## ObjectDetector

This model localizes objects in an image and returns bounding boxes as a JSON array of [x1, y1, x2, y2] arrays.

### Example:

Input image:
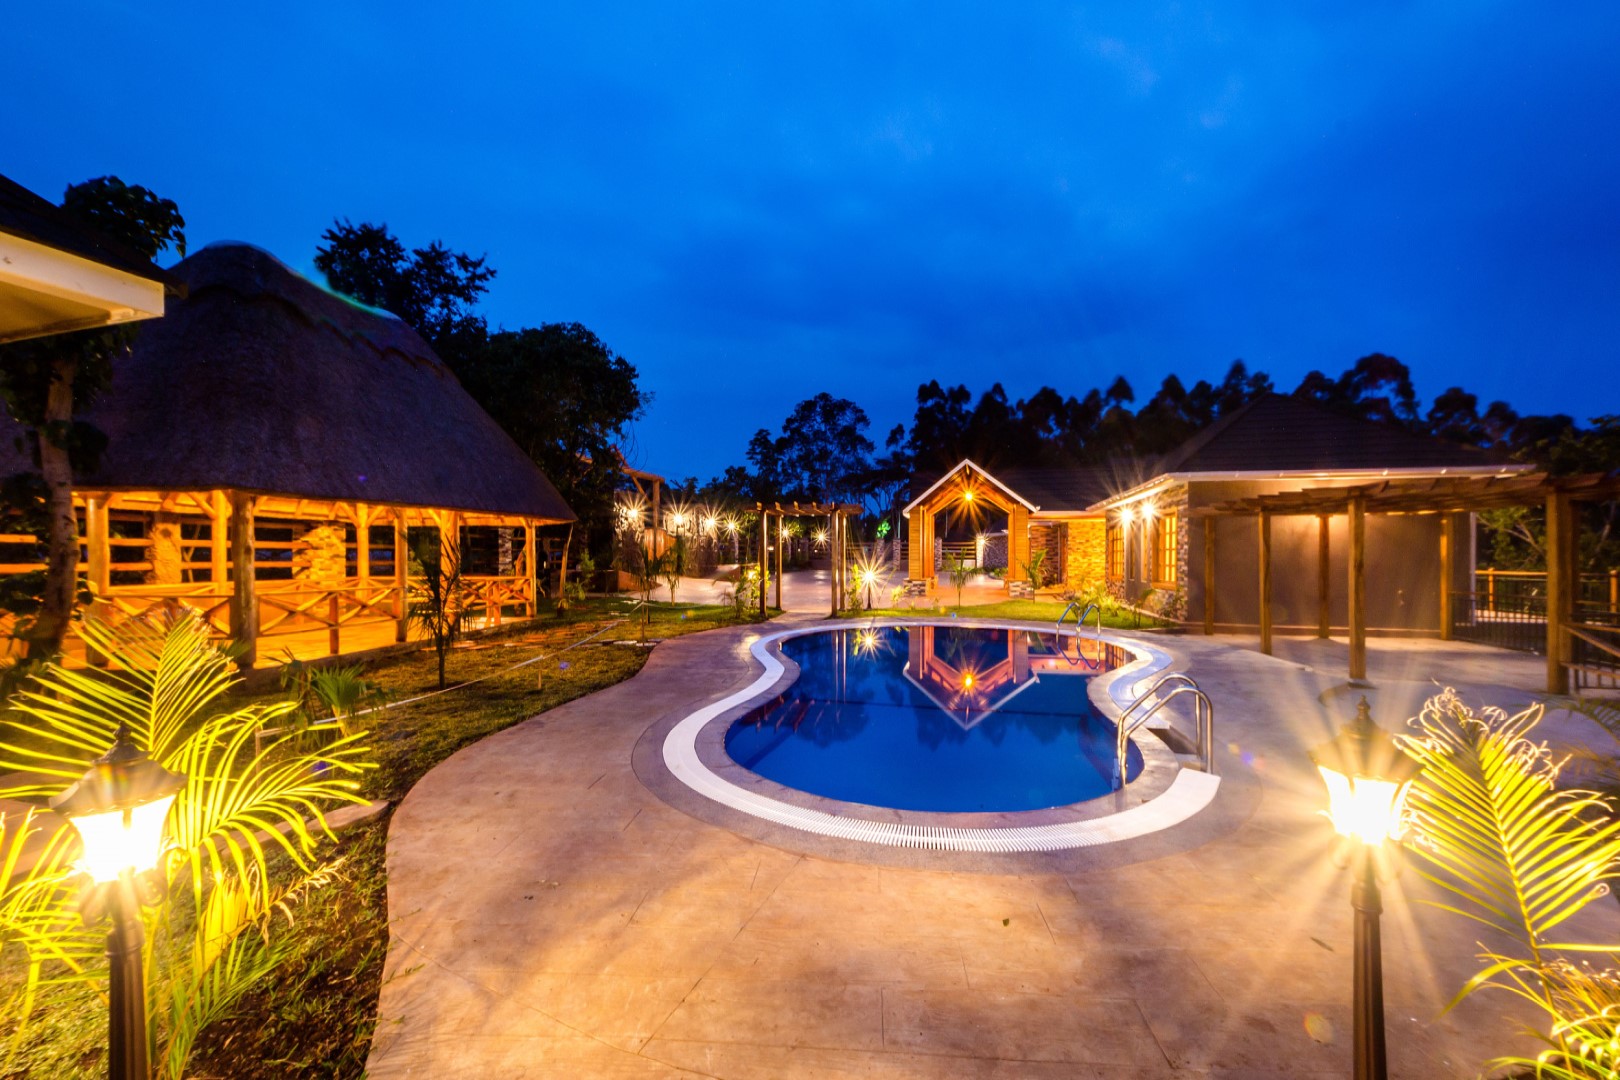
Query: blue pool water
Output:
[[724, 625, 1141, 812]]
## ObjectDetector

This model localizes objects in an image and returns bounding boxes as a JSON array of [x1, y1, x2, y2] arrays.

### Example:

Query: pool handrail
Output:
[[1113, 673, 1215, 787], [1055, 601, 1102, 640]]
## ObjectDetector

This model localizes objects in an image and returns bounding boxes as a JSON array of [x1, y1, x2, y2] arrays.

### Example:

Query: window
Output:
[[1151, 512, 1178, 586], [1106, 521, 1124, 581]]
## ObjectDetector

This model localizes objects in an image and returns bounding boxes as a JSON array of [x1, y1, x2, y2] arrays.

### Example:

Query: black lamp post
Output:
[[1308, 696, 1420, 1080], [50, 727, 185, 1080]]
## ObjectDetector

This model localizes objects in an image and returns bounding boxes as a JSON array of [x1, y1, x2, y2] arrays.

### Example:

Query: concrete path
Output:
[[368, 623, 1620, 1078]]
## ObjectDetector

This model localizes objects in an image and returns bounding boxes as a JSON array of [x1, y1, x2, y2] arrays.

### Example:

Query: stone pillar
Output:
[[294, 523, 348, 589]]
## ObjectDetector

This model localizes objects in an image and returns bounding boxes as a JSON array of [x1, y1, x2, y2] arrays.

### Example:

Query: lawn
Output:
[[0, 597, 769, 1080]]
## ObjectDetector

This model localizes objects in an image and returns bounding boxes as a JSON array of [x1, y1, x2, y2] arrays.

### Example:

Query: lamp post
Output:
[[50, 727, 185, 1080], [1309, 697, 1419, 1080]]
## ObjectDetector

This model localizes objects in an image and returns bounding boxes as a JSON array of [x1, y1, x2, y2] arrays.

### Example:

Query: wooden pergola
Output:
[[1198, 471, 1620, 691], [753, 501, 862, 617]]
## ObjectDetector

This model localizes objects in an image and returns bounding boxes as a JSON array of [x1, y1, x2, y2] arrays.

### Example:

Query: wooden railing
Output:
[[1475, 568, 1620, 614]]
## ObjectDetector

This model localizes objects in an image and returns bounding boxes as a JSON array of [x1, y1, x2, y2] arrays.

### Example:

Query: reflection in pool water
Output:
[[724, 625, 1142, 812]]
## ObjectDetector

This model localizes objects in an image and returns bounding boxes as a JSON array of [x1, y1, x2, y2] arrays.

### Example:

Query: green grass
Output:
[[0, 597, 767, 1080], [839, 597, 1169, 628]]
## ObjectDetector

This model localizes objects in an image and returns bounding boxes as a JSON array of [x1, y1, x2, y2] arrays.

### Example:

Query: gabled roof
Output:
[[904, 459, 1039, 514], [1155, 393, 1519, 475], [55, 243, 574, 521]]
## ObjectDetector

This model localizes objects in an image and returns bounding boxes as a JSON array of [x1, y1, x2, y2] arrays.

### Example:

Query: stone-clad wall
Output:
[[1064, 518, 1106, 589], [1028, 523, 1064, 586], [295, 524, 349, 587]]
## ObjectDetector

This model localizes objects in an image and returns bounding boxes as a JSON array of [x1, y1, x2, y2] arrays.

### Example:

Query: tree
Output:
[[452, 324, 648, 542], [1292, 353, 1419, 428], [314, 220, 494, 361], [0, 177, 185, 659], [407, 533, 467, 690], [777, 393, 875, 504]]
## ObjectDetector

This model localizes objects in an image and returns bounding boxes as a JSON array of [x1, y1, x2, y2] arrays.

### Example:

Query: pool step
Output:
[[1174, 752, 1210, 771]]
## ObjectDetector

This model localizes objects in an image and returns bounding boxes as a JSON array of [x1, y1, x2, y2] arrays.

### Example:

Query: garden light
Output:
[[1309, 697, 1420, 1080], [51, 726, 186, 1080]]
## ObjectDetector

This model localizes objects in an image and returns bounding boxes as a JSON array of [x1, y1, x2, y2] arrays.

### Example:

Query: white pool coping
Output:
[[661, 620, 1221, 853]]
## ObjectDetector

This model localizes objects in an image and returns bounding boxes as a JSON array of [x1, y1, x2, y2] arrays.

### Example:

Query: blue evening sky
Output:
[[7, 3, 1616, 481]]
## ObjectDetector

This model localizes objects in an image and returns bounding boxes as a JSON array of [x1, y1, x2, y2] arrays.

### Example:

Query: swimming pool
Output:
[[723, 624, 1142, 812]]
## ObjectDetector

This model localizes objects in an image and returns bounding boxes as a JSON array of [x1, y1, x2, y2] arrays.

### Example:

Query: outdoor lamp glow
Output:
[[962, 489, 975, 503], [1309, 697, 1419, 846], [1120, 505, 1134, 525], [51, 727, 185, 883]]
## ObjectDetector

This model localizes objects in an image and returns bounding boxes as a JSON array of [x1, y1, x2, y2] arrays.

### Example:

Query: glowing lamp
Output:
[[703, 516, 718, 533], [1120, 505, 1134, 525], [1309, 695, 1419, 1080], [1309, 697, 1418, 847], [962, 489, 975, 503], [962, 672, 975, 690], [51, 728, 185, 883], [861, 569, 876, 587]]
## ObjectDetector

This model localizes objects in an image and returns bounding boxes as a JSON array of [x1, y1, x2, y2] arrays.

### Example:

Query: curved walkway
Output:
[[368, 621, 1620, 1079]]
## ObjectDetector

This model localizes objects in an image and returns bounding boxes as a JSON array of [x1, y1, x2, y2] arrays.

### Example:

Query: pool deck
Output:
[[367, 615, 1620, 1078]]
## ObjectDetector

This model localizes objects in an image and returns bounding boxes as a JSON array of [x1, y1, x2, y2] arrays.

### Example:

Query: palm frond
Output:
[[1485, 955, 1620, 1079], [1398, 691, 1620, 965]]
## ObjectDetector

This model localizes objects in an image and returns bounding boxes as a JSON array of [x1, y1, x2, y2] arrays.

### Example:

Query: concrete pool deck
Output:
[[367, 620, 1620, 1078]]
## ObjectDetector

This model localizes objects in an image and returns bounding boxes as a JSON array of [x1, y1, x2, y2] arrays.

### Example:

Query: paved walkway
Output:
[[367, 622, 1620, 1078]]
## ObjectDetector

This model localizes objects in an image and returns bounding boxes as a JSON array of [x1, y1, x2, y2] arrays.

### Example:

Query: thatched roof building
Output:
[[3, 242, 575, 666]]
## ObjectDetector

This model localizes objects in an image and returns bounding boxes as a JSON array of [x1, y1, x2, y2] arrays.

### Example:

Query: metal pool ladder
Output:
[[1056, 600, 1102, 640], [1113, 672, 1215, 788]]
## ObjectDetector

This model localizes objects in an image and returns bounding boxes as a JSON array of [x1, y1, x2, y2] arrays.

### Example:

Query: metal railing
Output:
[[1449, 591, 1547, 653], [1113, 672, 1215, 788], [1056, 601, 1101, 640]]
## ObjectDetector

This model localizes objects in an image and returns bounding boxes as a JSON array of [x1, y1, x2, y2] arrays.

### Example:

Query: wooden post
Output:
[[84, 497, 111, 667], [1348, 497, 1367, 683], [651, 480, 662, 558], [830, 512, 840, 617], [774, 514, 784, 611], [525, 521, 539, 616], [1486, 567, 1496, 612], [1317, 514, 1331, 639], [1609, 568, 1617, 615], [228, 491, 258, 667], [438, 511, 459, 574], [328, 594, 341, 655], [355, 503, 371, 586], [1257, 512, 1273, 655], [758, 511, 768, 617], [394, 513, 409, 643], [1438, 514, 1453, 641], [210, 490, 228, 587], [1546, 492, 1573, 694], [1202, 517, 1216, 635]]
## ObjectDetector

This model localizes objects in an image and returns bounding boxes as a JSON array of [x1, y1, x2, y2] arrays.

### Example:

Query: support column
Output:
[[1317, 514, 1331, 639], [227, 491, 258, 667], [1202, 517, 1216, 635], [1258, 512, 1273, 655], [356, 503, 371, 586], [525, 521, 539, 615], [558, 524, 574, 615], [85, 497, 111, 667], [774, 514, 783, 611], [1348, 497, 1367, 683], [758, 512, 768, 618], [394, 513, 409, 642], [1547, 492, 1573, 694], [830, 512, 840, 617], [1438, 514, 1453, 642], [651, 480, 662, 558], [210, 490, 229, 587]]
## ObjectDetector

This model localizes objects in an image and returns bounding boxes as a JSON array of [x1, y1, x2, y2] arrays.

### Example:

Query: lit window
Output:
[[1151, 512, 1178, 586]]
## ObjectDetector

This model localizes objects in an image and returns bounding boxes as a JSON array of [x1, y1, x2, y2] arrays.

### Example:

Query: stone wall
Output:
[[146, 513, 183, 584], [294, 523, 349, 588], [981, 533, 1006, 570], [1064, 518, 1107, 590], [1027, 523, 1065, 587]]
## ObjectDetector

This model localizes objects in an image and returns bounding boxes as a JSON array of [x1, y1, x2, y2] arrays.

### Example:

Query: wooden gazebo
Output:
[[1199, 471, 1620, 691], [2, 243, 575, 666]]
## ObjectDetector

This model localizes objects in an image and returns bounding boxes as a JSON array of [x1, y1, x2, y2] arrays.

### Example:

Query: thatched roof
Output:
[[70, 243, 574, 521]]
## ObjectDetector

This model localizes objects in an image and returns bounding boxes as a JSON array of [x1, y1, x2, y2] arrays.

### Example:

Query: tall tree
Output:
[[314, 220, 495, 363], [452, 324, 648, 536], [0, 177, 185, 658], [777, 393, 875, 504]]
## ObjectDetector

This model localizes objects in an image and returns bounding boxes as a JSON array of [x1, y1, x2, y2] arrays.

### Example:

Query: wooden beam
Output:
[[1257, 511, 1272, 655], [774, 513, 783, 611], [1438, 514, 1453, 642], [1348, 496, 1367, 682], [228, 491, 258, 667], [394, 514, 409, 642], [758, 511, 768, 617], [210, 490, 228, 585], [1202, 517, 1216, 635], [1317, 514, 1331, 639], [525, 521, 539, 617], [84, 496, 111, 667], [356, 502, 371, 585], [1547, 492, 1573, 694]]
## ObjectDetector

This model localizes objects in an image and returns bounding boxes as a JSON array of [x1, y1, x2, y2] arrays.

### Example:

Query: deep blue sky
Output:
[[8, 3, 1617, 481]]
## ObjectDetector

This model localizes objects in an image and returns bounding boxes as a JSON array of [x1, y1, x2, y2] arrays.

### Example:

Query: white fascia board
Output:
[[0, 232, 165, 343], [1086, 464, 1536, 512], [903, 458, 1039, 515]]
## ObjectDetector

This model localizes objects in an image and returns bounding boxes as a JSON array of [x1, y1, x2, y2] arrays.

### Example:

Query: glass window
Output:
[[1151, 513, 1178, 586]]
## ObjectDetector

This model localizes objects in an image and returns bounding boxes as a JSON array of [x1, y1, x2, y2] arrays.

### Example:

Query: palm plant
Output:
[[280, 654, 387, 741], [0, 611, 373, 1076], [1396, 690, 1620, 1076], [1018, 549, 1046, 593], [408, 533, 468, 690], [946, 554, 972, 609], [632, 542, 669, 640]]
